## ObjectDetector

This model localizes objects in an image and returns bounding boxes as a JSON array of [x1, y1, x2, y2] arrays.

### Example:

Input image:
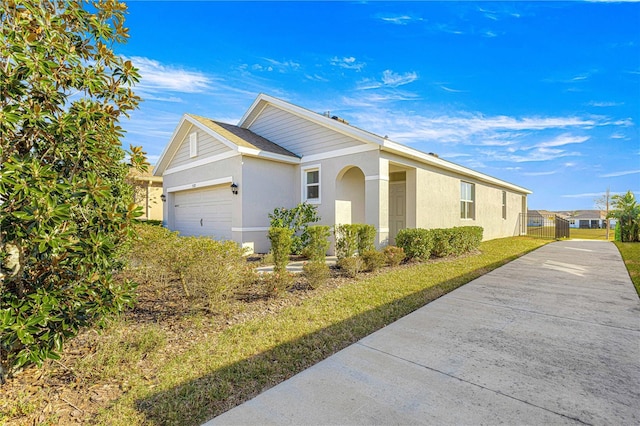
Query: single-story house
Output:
[[153, 94, 531, 253], [130, 166, 164, 221], [556, 210, 615, 229], [527, 210, 556, 227]]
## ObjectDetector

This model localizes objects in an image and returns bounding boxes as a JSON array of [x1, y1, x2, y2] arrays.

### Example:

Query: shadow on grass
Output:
[[134, 258, 521, 426]]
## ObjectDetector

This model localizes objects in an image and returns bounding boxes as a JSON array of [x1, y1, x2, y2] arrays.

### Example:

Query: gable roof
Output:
[[153, 113, 299, 175], [239, 94, 531, 194], [188, 114, 299, 158], [154, 94, 532, 195]]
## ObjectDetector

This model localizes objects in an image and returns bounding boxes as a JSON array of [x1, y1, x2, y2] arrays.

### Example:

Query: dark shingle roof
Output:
[[187, 114, 300, 159]]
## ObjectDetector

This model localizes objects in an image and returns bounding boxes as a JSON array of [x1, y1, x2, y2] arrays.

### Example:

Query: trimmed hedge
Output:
[[397, 226, 483, 261]]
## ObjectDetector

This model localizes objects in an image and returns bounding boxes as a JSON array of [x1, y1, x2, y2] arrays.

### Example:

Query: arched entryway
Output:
[[335, 166, 365, 225]]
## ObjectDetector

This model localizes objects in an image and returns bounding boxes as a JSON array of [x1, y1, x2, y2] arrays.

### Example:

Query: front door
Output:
[[389, 181, 406, 245]]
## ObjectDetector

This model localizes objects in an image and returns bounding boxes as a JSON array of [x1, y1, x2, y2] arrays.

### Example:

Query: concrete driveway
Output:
[[207, 240, 640, 425]]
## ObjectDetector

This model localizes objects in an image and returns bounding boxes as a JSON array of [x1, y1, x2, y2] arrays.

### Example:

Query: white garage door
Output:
[[173, 186, 232, 240]]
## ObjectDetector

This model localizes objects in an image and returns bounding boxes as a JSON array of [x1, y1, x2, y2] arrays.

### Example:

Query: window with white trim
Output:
[[460, 181, 475, 220], [189, 132, 198, 158], [502, 191, 507, 220], [303, 166, 320, 203]]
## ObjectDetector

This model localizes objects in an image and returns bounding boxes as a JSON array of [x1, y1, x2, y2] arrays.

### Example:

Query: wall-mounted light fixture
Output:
[[230, 183, 239, 195], [160, 194, 166, 202]]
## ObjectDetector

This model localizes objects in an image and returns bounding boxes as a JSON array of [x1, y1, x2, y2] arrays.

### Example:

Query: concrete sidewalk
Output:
[[207, 241, 640, 425]]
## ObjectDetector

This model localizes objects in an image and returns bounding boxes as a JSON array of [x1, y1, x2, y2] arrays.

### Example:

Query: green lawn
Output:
[[615, 242, 640, 297], [95, 237, 548, 425], [570, 228, 614, 240]]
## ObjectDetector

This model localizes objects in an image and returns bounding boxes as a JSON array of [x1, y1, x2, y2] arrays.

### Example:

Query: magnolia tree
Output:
[[0, 0, 146, 380]]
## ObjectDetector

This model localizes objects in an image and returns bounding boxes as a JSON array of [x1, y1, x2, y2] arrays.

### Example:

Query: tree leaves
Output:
[[0, 0, 142, 379]]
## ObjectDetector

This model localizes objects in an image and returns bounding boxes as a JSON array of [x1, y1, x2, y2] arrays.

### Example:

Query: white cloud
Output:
[[533, 134, 590, 148], [381, 70, 418, 87], [379, 14, 423, 25], [330, 56, 366, 71], [523, 170, 558, 176], [598, 169, 640, 178], [440, 85, 467, 93], [588, 101, 624, 107], [129, 56, 212, 94]]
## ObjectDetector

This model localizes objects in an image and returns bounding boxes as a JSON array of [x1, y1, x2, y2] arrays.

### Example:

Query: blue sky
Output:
[[117, 1, 639, 211]]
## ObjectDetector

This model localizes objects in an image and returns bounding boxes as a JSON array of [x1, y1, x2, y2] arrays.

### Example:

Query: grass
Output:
[[570, 228, 614, 240], [92, 236, 548, 425], [614, 242, 640, 297]]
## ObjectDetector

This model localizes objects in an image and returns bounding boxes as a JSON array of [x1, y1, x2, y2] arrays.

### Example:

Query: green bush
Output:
[[302, 225, 331, 262], [303, 261, 330, 290], [357, 225, 377, 254], [615, 222, 622, 242], [335, 224, 360, 259], [431, 228, 455, 257], [396, 228, 434, 260], [125, 225, 254, 311], [361, 250, 387, 272], [0, 1, 143, 378], [268, 227, 293, 275], [451, 226, 483, 254], [179, 238, 254, 312], [383, 245, 406, 266], [268, 203, 320, 254], [335, 224, 377, 259], [337, 257, 363, 278]]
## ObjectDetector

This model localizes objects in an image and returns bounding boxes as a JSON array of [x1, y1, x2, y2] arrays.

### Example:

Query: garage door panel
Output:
[[173, 186, 232, 240]]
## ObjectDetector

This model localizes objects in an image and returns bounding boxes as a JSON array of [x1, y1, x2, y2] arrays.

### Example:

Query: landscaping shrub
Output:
[[615, 222, 622, 242], [357, 225, 377, 254], [302, 225, 331, 262], [268, 203, 320, 254], [337, 257, 363, 278], [335, 224, 360, 259], [451, 226, 483, 254], [396, 228, 434, 260], [431, 228, 455, 257], [383, 245, 406, 266], [361, 250, 387, 272], [126, 225, 255, 311], [303, 261, 330, 290], [263, 272, 295, 297], [268, 227, 293, 274], [179, 238, 255, 312]]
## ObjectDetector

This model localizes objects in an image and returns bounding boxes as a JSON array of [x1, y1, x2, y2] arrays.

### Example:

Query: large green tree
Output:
[[0, 0, 144, 380], [609, 191, 640, 242]]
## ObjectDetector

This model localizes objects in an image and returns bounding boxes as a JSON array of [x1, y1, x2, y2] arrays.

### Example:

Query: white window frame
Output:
[[460, 181, 475, 220], [189, 132, 198, 158], [302, 164, 321, 204], [502, 190, 507, 220]]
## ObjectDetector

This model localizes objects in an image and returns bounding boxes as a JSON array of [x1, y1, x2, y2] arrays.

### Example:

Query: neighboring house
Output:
[[556, 210, 615, 229], [527, 210, 556, 227], [130, 166, 164, 221], [153, 94, 531, 253]]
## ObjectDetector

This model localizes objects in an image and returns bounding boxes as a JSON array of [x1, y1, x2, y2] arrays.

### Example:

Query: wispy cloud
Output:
[[440, 85, 467, 93], [587, 101, 624, 107], [358, 70, 418, 90], [598, 169, 640, 178], [330, 56, 366, 71], [378, 14, 423, 25], [523, 170, 558, 176], [533, 133, 590, 148], [129, 56, 212, 94]]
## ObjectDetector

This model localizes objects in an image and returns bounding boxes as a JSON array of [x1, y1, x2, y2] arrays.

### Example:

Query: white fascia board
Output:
[[154, 115, 192, 176], [167, 176, 233, 193], [237, 146, 301, 164], [164, 151, 240, 176], [382, 139, 532, 194], [184, 114, 239, 151], [301, 144, 379, 164]]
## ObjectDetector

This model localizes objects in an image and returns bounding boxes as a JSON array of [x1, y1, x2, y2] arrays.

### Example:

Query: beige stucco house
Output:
[[153, 94, 531, 253], [130, 166, 164, 221]]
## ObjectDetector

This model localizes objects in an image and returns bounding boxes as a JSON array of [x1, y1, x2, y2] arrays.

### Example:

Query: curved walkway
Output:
[[207, 241, 640, 425]]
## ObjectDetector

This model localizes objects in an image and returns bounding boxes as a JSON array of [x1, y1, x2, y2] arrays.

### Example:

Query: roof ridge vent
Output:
[[331, 115, 349, 125]]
